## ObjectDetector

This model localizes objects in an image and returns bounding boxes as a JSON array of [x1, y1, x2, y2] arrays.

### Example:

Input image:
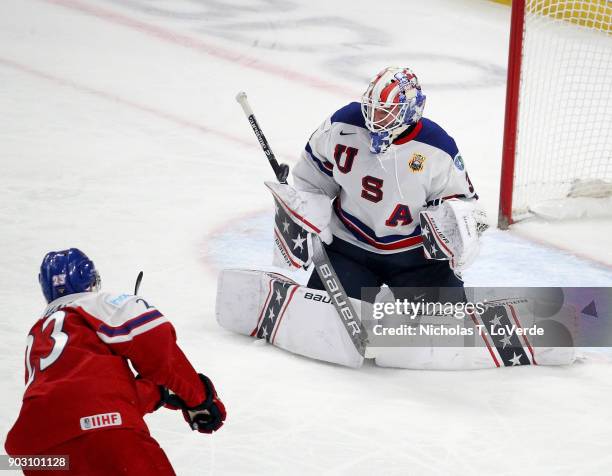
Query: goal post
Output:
[[498, 0, 612, 229]]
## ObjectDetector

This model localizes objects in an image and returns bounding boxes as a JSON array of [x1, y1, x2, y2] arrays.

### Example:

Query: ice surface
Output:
[[1, 0, 611, 474]]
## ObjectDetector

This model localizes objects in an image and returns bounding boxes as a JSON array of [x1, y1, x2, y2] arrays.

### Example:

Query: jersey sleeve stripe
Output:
[[97, 309, 164, 337], [304, 143, 334, 177], [410, 118, 458, 158], [334, 198, 423, 251], [96, 317, 168, 344]]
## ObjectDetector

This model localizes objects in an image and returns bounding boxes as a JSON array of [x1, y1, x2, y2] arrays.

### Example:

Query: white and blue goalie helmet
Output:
[[361, 67, 426, 154]]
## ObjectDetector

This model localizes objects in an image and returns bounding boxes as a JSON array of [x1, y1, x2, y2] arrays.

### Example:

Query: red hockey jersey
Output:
[[5, 291, 205, 454]]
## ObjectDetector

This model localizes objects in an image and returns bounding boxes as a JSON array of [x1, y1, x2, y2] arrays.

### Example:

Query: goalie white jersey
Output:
[[293, 102, 477, 254]]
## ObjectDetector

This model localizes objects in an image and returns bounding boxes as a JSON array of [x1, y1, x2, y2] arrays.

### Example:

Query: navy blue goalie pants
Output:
[[307, 236, 464, 303]]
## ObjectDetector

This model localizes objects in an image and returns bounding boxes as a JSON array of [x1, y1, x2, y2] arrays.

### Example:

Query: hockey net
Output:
[[499, 0, 612, 227]]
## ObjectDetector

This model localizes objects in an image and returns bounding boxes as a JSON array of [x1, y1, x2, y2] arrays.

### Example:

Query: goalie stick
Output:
[[235, 91, 368, 356], [235, 92, 289, 184]]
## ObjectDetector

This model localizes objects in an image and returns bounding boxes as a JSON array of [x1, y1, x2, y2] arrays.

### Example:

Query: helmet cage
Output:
[[360, 67, 426, 154], [361, 95, 416, 134]]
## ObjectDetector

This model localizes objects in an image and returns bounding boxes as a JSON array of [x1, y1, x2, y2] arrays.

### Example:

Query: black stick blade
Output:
[[134, 271, 144, 295]]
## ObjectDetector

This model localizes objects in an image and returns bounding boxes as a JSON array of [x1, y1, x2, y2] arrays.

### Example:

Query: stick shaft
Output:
[[134, 271, 143, 295], [236, 92, 288, 184]]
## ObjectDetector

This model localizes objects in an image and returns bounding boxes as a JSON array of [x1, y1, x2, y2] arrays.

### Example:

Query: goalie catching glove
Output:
[[419, 199, 488, 271], [266, 181, 332, 270], [160, 373, 226, 433]]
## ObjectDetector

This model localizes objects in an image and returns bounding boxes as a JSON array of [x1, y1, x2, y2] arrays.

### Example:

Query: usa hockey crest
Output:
[[409, 153, 426, 172]]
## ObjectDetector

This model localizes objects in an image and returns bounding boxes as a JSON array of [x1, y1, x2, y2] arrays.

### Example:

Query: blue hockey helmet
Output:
[[39, 248, 101, 303], [361, 67, 426, 154]]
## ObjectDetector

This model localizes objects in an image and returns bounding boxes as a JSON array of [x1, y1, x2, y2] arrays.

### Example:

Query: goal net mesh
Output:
[[512, 0, 612, 220]]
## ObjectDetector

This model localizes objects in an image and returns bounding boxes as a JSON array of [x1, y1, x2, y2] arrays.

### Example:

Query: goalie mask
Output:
[[361, 67, 426, 154]]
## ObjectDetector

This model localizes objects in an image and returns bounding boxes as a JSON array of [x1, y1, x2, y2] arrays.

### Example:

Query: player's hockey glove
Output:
[[180, 374, 226, 433], [156, 375, 226, 433], [157, 386, 184, 411]]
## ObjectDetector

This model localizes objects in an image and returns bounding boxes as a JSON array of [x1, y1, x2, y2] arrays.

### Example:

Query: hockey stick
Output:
[[235, 92, 368, 356], [134, 271, 144, 295], [235, 92, 289, 184]]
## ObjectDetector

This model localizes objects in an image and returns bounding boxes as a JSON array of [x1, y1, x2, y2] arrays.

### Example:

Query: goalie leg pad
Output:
[[372, 312, 508, 370], [216, 269, 364, 368], [372, 299, 575, 369]]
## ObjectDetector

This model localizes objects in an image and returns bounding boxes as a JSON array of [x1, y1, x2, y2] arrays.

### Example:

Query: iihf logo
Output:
[[80, 412, 122, 430]]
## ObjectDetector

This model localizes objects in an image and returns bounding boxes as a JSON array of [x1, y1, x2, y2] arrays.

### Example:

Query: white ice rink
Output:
[[2, 0, 612, 474]]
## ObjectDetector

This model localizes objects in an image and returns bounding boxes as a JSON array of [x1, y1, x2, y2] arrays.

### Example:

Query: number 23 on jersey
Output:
[[24, 311, 69, 390]]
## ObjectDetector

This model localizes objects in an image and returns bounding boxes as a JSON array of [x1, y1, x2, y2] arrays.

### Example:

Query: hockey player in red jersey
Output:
[[5, 248, 226, 475]]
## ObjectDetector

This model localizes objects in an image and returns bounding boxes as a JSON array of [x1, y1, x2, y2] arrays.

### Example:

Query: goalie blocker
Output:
[[267, 181, 332, 269], [215, 269, 575, 369]]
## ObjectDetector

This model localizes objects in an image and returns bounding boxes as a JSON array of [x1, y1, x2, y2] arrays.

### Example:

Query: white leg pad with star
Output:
[[216, 268, 364, 368], [217, 272, 574, 369], [372, 297, 576, 369]]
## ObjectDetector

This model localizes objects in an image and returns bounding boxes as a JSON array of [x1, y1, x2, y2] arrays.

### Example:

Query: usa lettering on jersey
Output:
[[292, 102, 477, 255]]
